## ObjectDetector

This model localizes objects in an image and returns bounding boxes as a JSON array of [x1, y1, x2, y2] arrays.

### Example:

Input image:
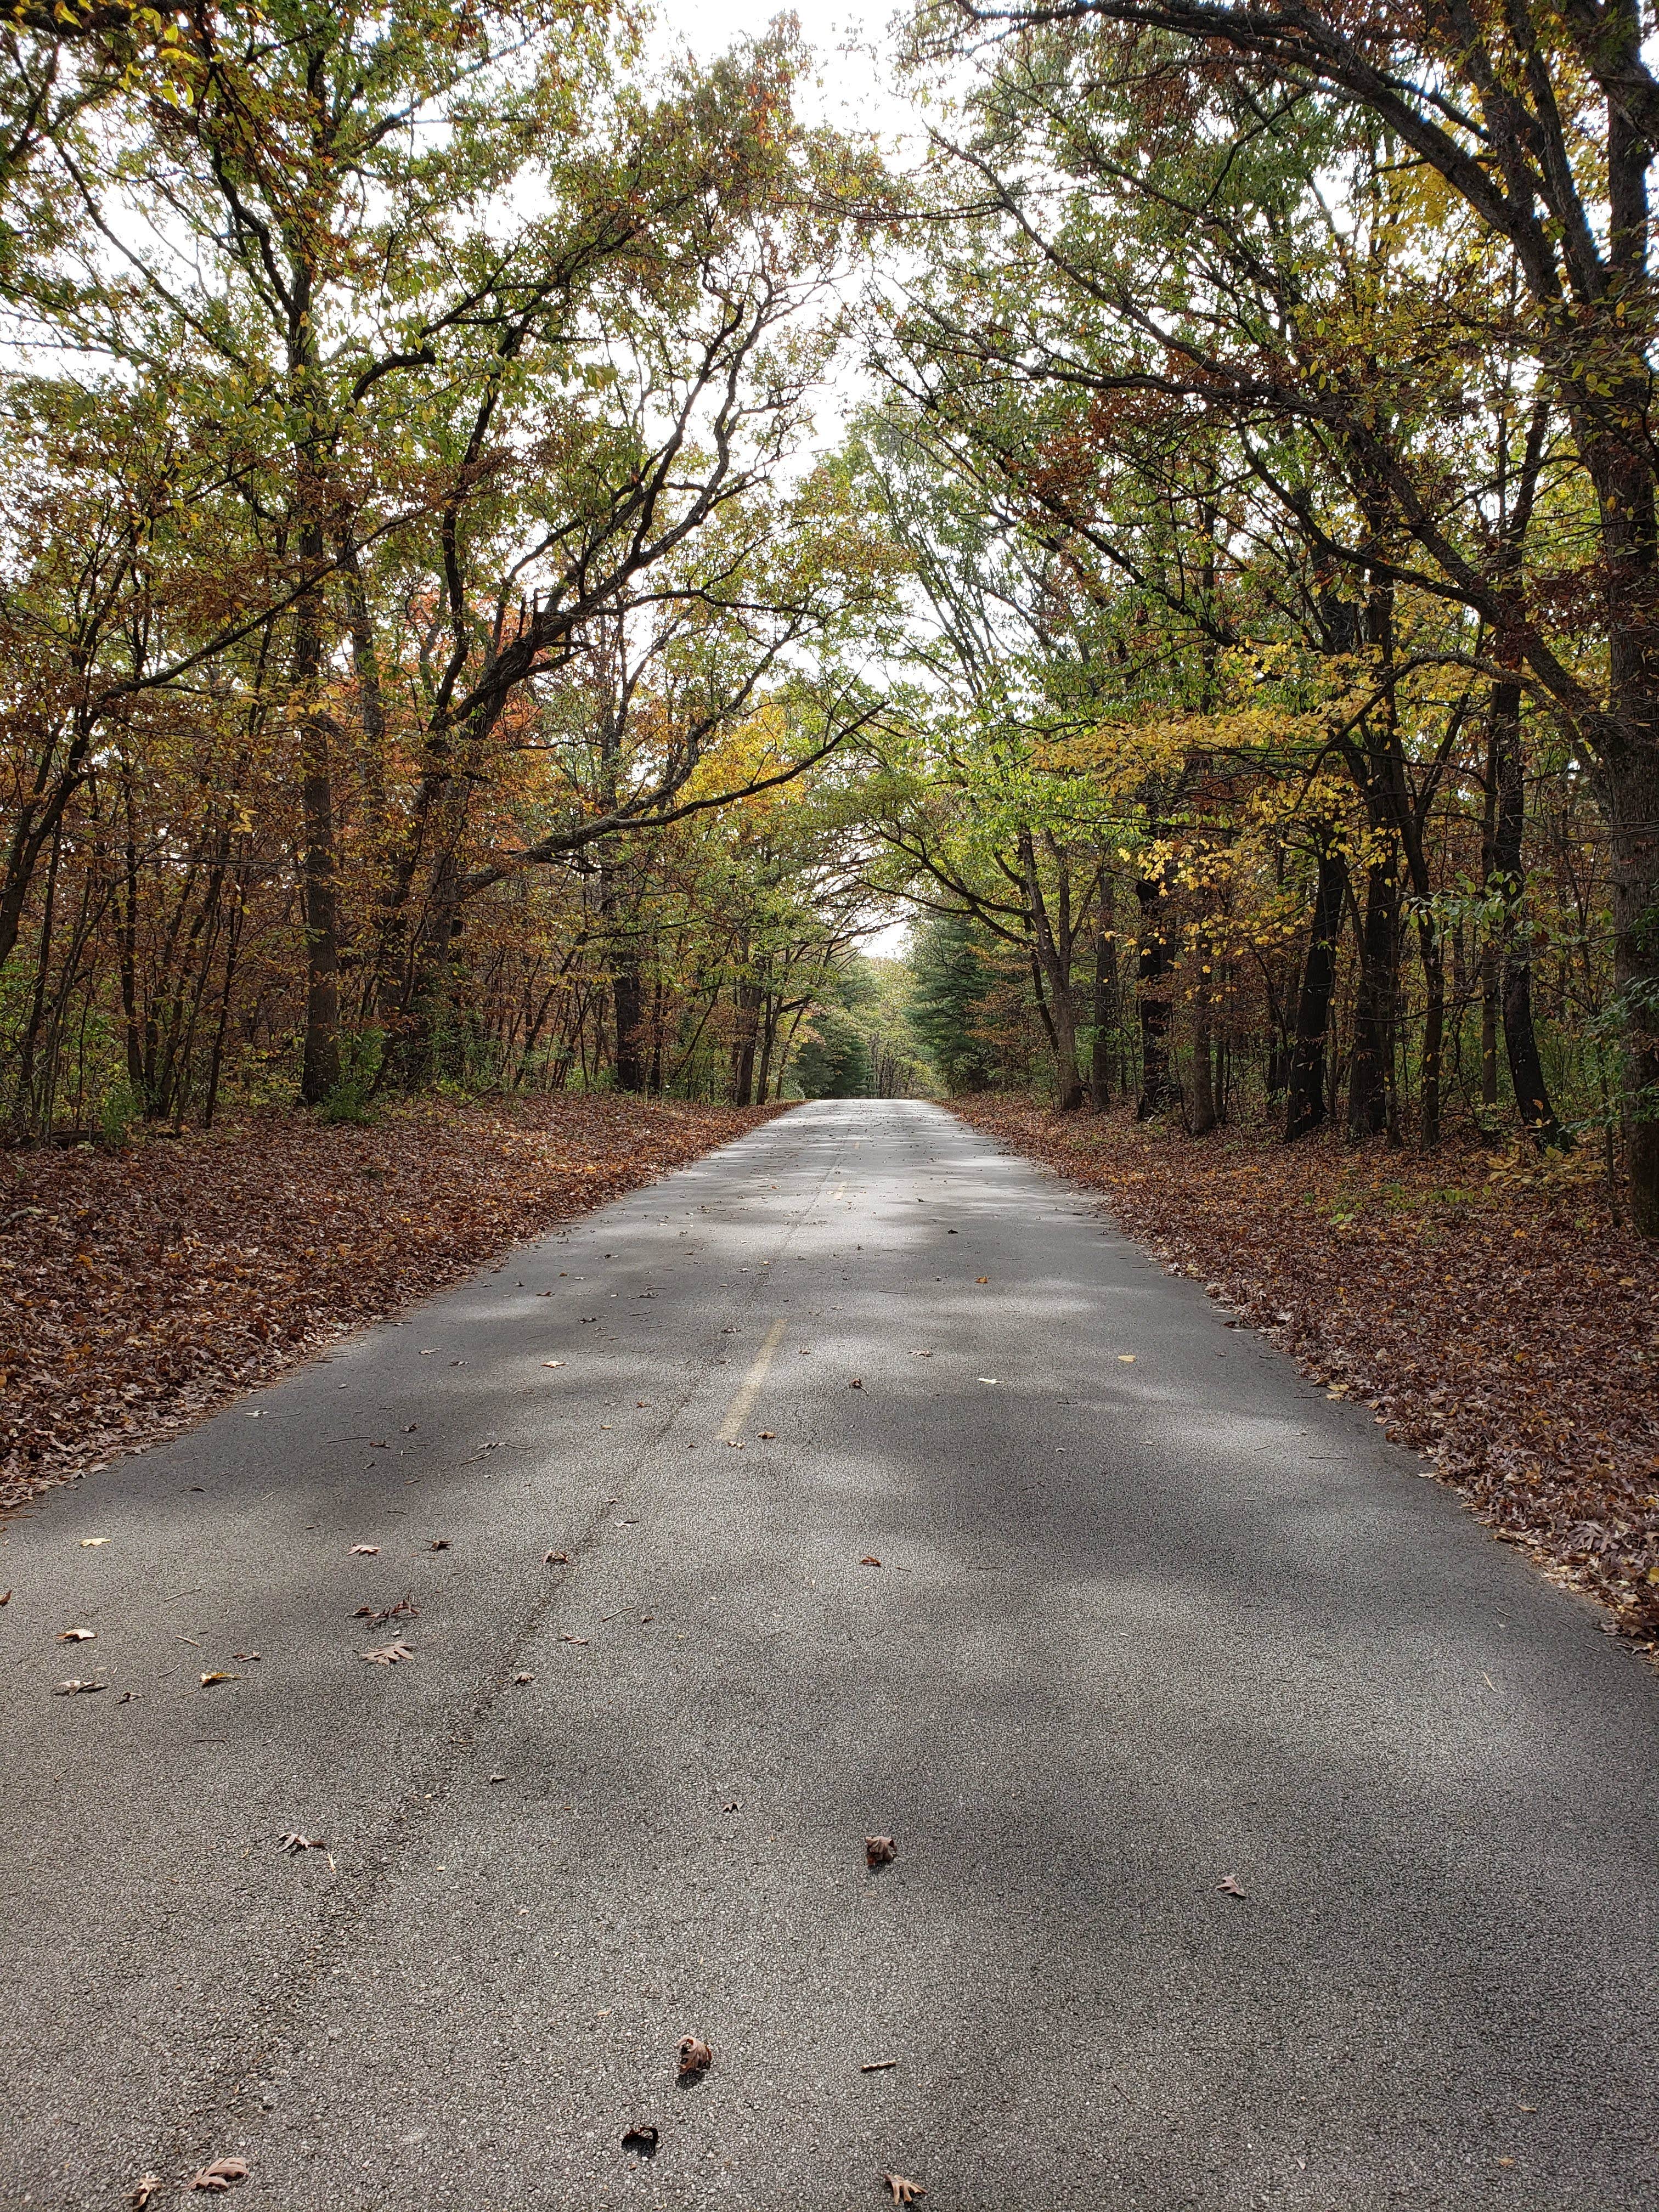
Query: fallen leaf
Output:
[[80, 1537, 109, 1547], [58, 1627, 95, 1642], [978, 1376, 998, 1385], [130, 2176, 164, 2208], [514, 1671, 534, 1684], [1118, 1354, 1137, 1364], [620, 2123, 659, 2154], [359, 1642, 413, 1664], [757, 1430, 776, 1439], [1217, 1873, 1246, 1897], [231, 1651, 261, 1661], [975, 1276, 989, 1284], [117, 1689, 142, 1702], [187, 2158, 249, 2192], [880, 2175, 926, 2203], [543, 1549, 569, 1565], [349, 1544, 380, 1556], [0, 1589, 10, 1604], [677, 2034, 714, 2078], [428, 1538, 450, 1551], [866, 1835, 897, 1867], [860, 1556, 883, 1567], [850, 1378, 863, 1390], [543, 1360, 565, 1369], [199, 1670, 240, 1686], [55, 1677, 105, 1694], [277, 1833, 327, 1854], [908, 1348, 932, 1357], [559, 1633, 589, 1645]]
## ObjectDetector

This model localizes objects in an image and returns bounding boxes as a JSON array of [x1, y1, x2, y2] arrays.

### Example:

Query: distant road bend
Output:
[[2, 1098, 1655, 2211]]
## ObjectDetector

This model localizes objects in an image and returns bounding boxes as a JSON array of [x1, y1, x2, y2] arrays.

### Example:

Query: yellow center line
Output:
[[718, 1317, 788, 1443]]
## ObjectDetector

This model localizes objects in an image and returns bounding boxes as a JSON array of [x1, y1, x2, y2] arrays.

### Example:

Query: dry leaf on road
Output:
[[676, 2035, 714, 2078], [559, 1633, 589, 1645], [757, 1430, 776, 1439], [866, 1835, 897, 1867], [80, 1537, 109, 1547], [860, 1556, 882, 1567], [349, 1544, 380, 1556], [881, 2175, 926, 2203], [54, 1678, 104, 1694], [1217, 1874, 1246, 1897], [359, 1642, 413, 1664], [199, 1671, 240, 1686], [57, 1627, 95, 1641], [277, 1833, 326, 1854], [0, 1590, 10, 1604], [428, 1538, 450, 1551], [620, 2123, 659, 2153], [129, 2176, 163, 2208], [514, 1671, 534, 1684], [543, 1550, 568, 1565], [187, 2158, 249, 2192], [850, 1378, 863, 1390]]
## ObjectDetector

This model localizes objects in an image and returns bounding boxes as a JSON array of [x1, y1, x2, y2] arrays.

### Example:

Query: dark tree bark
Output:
[[1135, 873, 1180, 1118], [1285, 840, 1346, 1140], [1488, 676, 1570, 1147], [1089, 907, 1116, 1110]]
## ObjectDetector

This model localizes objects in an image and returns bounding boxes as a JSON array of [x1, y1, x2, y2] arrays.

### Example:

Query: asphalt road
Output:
[[3, 1097, 1656, 2212]]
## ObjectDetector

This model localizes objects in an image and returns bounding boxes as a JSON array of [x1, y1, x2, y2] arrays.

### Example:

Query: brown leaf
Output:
[[620, 2123, 659, 2153], [349, 1544, 380, 1556], [543, 1549, 569, 1565], [129, 2175, 163, 2208], [757, 1430, 776, 1440], [850, 1378, 863, 1389], [199, 1670, 240, 1686], [0, 1589, 10, 1604], [277, 1833, 326, 1854], [1217, 1873, 1246, 1898], [975, 1276, 989, 1284], [231, 1651, 261, 1661], [428, 1538, 450, 1551], [880, 2175, 926, 2203], [1, 1097, 780, 1522], [559, 1633, 589, 1645], [54, 1677, 105, 1694], [359, 1642, 413, 1664], [866, 1835, 896, 1867], [58, 1627, 95, 1641], [676, 2034, 714, 2078], [187, 2158, 249, 2192], [514, 1671, 534, 1684]]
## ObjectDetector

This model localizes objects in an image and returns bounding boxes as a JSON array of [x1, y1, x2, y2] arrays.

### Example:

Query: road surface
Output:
[[2, 1098, 1656, 2211]]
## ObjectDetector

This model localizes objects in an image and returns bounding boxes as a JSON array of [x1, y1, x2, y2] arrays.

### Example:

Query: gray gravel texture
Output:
[[2, 1097, 1656, 2212]]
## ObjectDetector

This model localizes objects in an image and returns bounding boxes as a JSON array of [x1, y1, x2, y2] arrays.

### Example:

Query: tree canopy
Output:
[[3, 0, 1655, 1225]]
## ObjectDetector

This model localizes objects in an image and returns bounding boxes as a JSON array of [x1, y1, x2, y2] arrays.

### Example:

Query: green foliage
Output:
[[909, 915, 995, 1094]]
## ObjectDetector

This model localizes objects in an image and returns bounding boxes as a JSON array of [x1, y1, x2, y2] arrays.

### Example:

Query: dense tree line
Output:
[[4, 0, 1657, 1231]]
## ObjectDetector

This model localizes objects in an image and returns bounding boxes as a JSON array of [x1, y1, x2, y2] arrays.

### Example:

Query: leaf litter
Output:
[[2, 1096, 785, 1511]]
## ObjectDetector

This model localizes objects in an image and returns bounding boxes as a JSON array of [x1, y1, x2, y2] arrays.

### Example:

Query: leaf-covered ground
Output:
[[952, 1097, 1659, 1641], [1, 1096, 784, 1511]]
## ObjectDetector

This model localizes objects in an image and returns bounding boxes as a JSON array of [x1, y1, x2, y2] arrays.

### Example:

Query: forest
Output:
[[2, 0, 1656, 1207]]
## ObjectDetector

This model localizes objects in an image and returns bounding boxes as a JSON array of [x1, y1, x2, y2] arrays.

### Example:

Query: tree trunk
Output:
[[1285, 840, 1345, 1140], [1089, 914, 1115, 1110], [1135, 873, 1180, 1118], [1487, 675, 1569, 1147], [1418, 913, 1445, 1149], [1346, 855, 1398, 1140]]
